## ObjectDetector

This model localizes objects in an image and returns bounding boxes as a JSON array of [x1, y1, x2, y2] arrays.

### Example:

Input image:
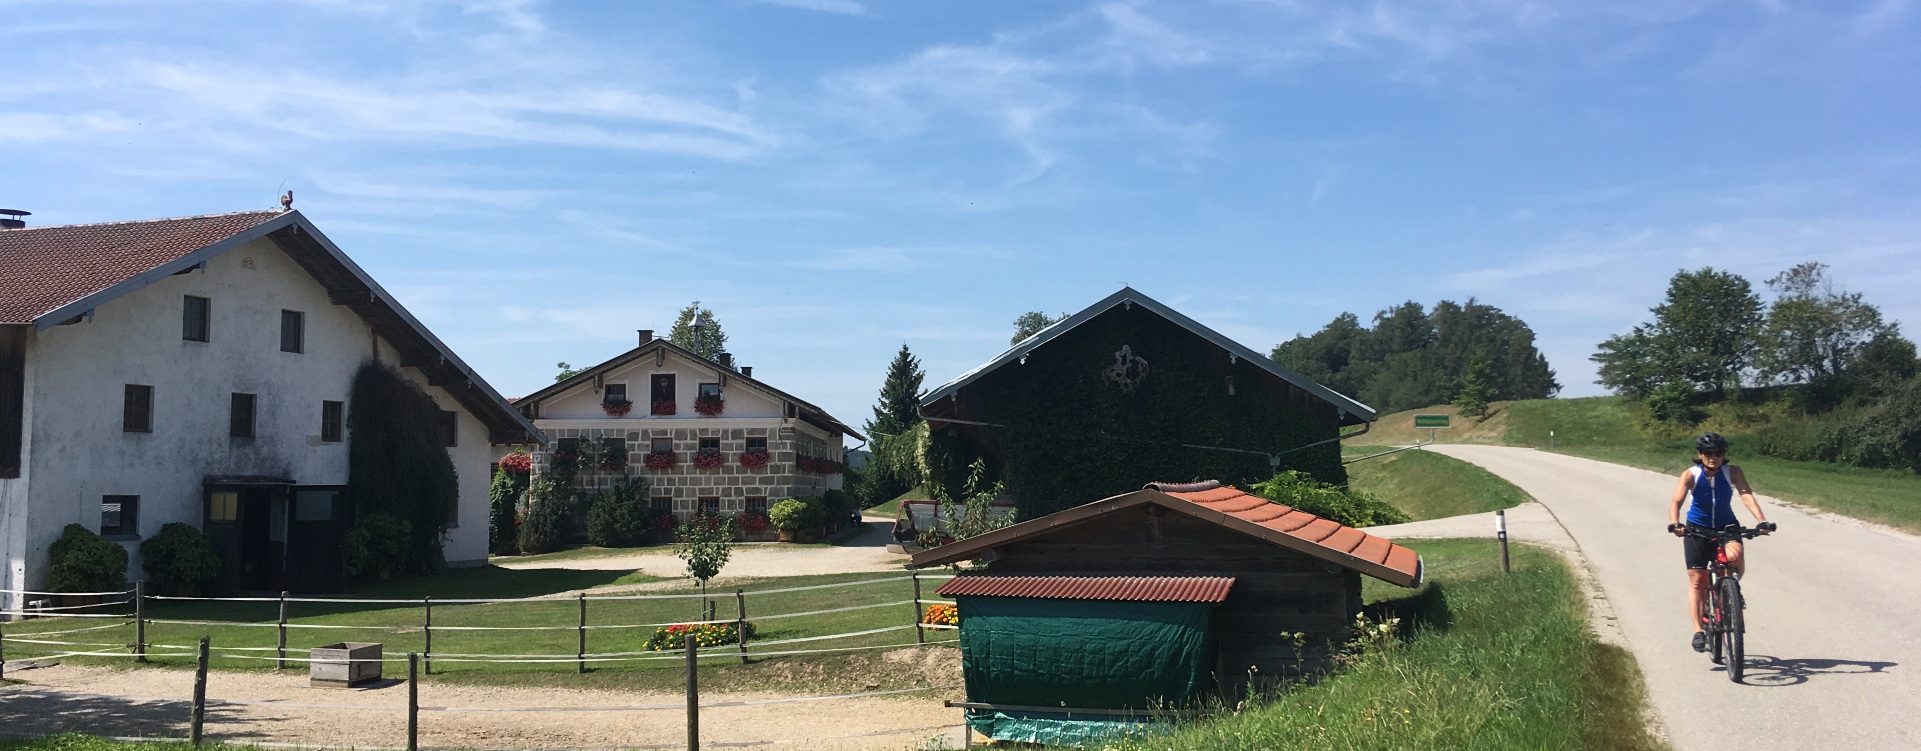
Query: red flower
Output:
[[737, 513, 770, 533], [498, 452, 532, 474], [652, 400, 677, 416], [644, 450, 677, 470], [739, 448, 769, 470], [693, 448, 724, 469], [694, 393, 724, 416], [602, 399, 633, 417]]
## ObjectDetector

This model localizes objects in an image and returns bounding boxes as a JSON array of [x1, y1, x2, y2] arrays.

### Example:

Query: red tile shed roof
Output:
[[0, 211, 285, 324], [937, 575, 1235, 604], [909, 480, 1423, 588]]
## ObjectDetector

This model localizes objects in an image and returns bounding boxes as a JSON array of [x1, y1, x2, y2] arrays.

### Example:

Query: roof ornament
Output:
[[1102, 345, 1149, 393], [279, 191, 293, 211]]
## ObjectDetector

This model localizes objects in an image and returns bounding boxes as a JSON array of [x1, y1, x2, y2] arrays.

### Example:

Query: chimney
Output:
[[0, 209, 28, 230], [719, 352, 734, 370], [740, 366, 752, 378], [637, 329, 653, 346]]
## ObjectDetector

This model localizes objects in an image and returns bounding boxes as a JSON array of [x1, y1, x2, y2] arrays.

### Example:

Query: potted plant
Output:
[[652, 399, 677, 416], [694, 393, 724, 416], [693, 447, 725, 469], [643, 449, 677, 470], [602, 398, 633, 417], [768, 498, 815, 543], [738, 447, 769, 470]]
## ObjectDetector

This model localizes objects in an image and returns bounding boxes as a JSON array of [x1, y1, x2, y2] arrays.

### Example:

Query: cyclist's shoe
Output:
[[1692, 631, 1708, 652]]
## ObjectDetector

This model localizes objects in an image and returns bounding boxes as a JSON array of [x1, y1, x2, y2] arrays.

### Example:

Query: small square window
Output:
[[230, 393, 256, 438], [321, 400, 344, 442], [651, 496, 673, 514], [698, 382, 721, 398], [651, 437, 672, 454], [123, 384, 153, 433], [745, 437, 767, 452], [558, 437, 581, 454], [280, 310, 305, 353], [746, 497, 767, 515], [698, 437, 720, 451], [182, 296, 210, 342], [102, 495, 138, 536], [441, 410, 458, 447], [604, 383, 627, 404], [699, 496, 720, 516], [208, 491, 239, 523]]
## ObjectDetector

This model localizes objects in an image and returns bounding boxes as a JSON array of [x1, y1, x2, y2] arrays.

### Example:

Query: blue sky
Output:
[[4, 0, 1917, 430]]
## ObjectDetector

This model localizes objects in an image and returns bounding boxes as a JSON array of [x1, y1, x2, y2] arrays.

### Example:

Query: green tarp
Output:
[[956, 595, 1212, 746]]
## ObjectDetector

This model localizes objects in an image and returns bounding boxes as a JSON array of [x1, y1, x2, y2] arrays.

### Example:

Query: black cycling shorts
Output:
[[1683, 523, 1739, 570]]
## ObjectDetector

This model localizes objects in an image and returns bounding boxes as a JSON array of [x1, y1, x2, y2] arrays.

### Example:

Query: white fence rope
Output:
[[0, 588, 135, 597]]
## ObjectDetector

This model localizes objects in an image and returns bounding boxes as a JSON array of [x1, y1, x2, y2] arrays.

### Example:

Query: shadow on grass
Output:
[[1363, 581, 1452, 639]]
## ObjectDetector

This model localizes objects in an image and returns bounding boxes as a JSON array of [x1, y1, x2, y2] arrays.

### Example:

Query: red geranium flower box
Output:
[[643, 450, 676, 470], [602, 399, 633, 417], [693, 447, 725, 469], [739, 448, 769, 470], [651, 400, 676, 416], [694, 394, 724, 416]]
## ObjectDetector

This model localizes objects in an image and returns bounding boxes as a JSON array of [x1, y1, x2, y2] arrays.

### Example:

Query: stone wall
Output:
[[535, 423, 837, 516]]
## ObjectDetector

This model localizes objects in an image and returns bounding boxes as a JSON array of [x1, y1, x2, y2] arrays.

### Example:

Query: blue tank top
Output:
[[1685, 464, 1737, 527]]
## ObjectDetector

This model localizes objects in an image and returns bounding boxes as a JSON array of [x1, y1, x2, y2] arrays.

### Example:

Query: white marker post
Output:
[[1496, 509, 1510, 574]]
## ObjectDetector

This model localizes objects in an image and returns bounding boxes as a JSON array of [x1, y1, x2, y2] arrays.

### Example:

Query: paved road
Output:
[[1428, 445, 1919, 751]]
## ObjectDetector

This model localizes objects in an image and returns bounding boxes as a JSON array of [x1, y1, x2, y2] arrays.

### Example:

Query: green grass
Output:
[[1344, 446, 1531, 521], [1503, 396, 1649, 448], [1104, 539, 1667, 751], [3, 567, 956, 695], [865, 484, 931, 519], [0, 735, 256, 751], [1558, 443, 1921, 534]]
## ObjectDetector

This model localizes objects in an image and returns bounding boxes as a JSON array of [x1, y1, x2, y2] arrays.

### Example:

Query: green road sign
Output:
[[1413, 415, 1451, 429]]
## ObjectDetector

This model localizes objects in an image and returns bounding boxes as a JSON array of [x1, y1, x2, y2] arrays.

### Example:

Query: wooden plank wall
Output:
[[981, 505, 1363, 694]]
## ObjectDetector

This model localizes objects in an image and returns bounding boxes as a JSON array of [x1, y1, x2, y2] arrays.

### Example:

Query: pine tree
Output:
[[1453, 355, 1496, 419], [867, 344, 926, 437], [669, 301, 730, 364]]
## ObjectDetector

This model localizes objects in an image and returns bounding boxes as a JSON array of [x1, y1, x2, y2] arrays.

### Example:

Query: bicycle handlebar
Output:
[[1675, 525, 1770, 541]]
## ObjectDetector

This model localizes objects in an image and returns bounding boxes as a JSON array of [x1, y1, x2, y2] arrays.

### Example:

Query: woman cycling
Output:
[[1668, 432, 1775, 652]]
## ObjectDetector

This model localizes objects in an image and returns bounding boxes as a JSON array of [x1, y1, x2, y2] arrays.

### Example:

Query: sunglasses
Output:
[[1699, 450, 1726, 458]]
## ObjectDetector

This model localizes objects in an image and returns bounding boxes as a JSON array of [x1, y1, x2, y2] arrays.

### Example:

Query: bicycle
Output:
[[1680, 524, 1771, 683]]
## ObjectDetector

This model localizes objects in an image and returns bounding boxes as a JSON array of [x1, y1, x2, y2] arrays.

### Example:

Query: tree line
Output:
[[1269, 299, 1561, 415]]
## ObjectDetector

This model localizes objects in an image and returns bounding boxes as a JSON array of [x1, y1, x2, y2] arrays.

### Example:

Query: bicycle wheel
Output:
[[1721, 577, 1745, 683]]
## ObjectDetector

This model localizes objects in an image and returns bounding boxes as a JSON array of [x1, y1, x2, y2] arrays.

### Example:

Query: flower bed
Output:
[[921, 602, 958, 626], [643, 621, 757, 651], [651, 400, 676, 416], [694, 393, 724, 416], [693, 447, 725, 469], [602, 398, 633, 417], [739, 448, 769, 470], [643, 450, 677, 470]]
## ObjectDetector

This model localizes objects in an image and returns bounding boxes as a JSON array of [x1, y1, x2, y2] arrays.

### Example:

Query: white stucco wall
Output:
[[0, 236, 497, 606]]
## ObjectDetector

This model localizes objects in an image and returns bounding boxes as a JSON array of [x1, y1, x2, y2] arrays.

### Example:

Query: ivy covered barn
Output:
[[919, 287, 1378, 518], [911, 480, 1421, 744], [511, 337, 862, 524], [0, 210, 541, 602]]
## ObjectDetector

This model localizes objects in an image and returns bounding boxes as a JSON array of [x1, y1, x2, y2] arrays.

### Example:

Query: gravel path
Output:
[[497, 518, 910, 579], [1, 654, 963, 750]]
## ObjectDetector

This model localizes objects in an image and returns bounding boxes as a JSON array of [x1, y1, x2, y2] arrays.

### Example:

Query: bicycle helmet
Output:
[[1695, 432, 1729, 453]]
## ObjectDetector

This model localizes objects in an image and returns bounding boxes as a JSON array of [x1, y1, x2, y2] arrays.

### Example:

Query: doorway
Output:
[[205, 483, 289, 593]]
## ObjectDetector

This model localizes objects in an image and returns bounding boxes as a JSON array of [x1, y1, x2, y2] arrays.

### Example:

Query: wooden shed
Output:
[[910, 480, 1422, 745]]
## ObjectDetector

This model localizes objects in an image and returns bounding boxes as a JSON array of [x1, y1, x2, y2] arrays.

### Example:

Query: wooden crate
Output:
[[309, 642, 382, 688]]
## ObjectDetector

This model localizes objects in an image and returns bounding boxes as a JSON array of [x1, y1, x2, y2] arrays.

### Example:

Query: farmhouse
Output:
[[512, 336, 862, 522], [911, 479, 1421, 745], [920, 287, 1378, 519], [0, 210, 541, 603]]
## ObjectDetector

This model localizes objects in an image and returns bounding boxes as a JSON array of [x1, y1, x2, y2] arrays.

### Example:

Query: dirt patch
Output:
[[1, 661, 964, 750]]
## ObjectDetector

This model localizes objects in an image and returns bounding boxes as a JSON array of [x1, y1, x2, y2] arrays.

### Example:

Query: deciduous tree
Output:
[[670, 301, 730, 363], [1011, 311, 1068, 344]]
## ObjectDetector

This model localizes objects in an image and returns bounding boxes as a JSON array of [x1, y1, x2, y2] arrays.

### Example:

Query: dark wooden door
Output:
[[288, 487, 349, 593]]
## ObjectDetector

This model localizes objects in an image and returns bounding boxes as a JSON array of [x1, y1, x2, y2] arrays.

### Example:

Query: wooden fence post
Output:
[[276, 591, 289, 670], [911, 569, 925, 644], [190, 636, 209, 745], [576, 593, 587, 675], [423, 596, 433, 675], [134, 581, 147, 663], [1, 618, 7, 681], [685, 633, 700, 751], [735, 588, 748, 665], [407, 652, 420, 751]]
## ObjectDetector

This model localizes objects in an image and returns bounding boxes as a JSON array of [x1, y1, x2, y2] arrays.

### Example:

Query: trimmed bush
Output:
[[517, 475, 571, 554], [586, 476, 652, 548], [139, 523, 220, 595], [46, 523, 128, 593], [768, 498, 814, 532], [1249, 471, 1410, 528], [346, 513, 413, 581]]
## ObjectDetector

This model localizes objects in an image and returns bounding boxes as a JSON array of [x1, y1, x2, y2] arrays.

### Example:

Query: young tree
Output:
[[669, 301, 730, 363], [1011, 311, 1069, 344], [1453, 354, 1497, 419], [1757, 262, 1891, 385], [674, 515, 735, 602]]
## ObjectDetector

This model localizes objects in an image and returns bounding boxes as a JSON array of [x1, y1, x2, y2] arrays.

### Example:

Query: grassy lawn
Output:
[[3, 567, 957, 695], [865, 484, 932, 519], [0, 735, 252, 751], [1558, 443, 1921, 534], [1104, 539, 1666, 751], [1344, 446, 1531, 521]]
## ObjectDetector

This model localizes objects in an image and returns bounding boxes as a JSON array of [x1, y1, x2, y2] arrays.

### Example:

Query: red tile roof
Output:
[[910, 480, 1424, 588], [0, 211, 286, 323], [1155, 483, 1421, 586], [937, 575, 1235, 604]]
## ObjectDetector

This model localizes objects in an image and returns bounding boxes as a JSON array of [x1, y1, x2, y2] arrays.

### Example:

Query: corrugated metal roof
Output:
[[910, 481, 1424, 588], [937, 575, 1236, 604]]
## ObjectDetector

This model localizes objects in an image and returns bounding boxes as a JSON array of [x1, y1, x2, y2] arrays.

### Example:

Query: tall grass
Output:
[[1343, 447, 1531, 521], [1103, 540, 1667, 751]]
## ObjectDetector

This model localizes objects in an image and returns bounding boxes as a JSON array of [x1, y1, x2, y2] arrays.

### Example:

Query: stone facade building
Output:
[[511, 336, 861, 520]]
